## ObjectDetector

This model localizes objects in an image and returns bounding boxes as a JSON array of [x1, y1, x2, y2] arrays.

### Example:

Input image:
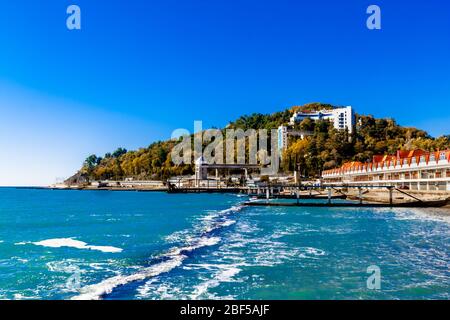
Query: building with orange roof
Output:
[[322, 149, 450, 191]]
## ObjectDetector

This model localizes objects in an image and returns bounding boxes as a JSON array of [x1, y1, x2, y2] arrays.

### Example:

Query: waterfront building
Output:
[[322, 149, 450, 191], [194, 157, 261, 186], [289, 106, 355, 133]]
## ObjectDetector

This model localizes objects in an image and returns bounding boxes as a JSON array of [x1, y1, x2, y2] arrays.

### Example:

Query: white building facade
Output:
[[290, 106, 355, 133], [277, 125, 312, 156], [322, 150, 450, 191], [277, 125, 288, 155]]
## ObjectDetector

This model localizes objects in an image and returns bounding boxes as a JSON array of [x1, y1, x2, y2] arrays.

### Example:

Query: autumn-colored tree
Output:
[[72, 103, 450, 182]]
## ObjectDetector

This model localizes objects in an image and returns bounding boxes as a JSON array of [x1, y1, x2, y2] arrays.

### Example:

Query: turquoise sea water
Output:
[[0, 188, 449, 300]]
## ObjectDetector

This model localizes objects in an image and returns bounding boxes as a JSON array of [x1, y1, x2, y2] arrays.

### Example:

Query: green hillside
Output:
[[68, 103, 450, 183]]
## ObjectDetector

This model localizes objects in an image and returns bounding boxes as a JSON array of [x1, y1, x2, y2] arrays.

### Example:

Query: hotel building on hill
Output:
[[321, 150, 450, 191], [289, 106, 355, 134], [278, 106, 355, 157]]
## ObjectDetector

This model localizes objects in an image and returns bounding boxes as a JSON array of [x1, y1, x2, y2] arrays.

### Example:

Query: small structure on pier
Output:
[[194, 156, 261, 187]]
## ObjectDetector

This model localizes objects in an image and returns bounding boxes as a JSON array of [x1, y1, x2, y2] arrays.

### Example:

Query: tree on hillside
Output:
[[112, 147, 127, 158], [84, 154, 101, 169], [74, 103, 450, 182]]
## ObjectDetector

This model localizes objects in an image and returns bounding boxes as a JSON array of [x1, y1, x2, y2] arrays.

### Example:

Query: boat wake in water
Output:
[[72, 204, 245, 300]]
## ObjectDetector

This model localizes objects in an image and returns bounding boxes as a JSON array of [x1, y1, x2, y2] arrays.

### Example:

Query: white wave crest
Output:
[[71, 202, 244, 300], [71, 236, 221, 300], [24, 238, 123, 253], [189, 264, 243, 300], [298, 247, 326, 259]]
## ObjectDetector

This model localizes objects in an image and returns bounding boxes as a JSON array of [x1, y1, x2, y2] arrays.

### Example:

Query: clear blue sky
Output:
[[0, 0, 449, 185]]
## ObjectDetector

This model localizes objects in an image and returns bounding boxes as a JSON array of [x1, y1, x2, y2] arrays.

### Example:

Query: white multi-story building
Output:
[[289, 106, 355, 133], [277, 126, 289, 155], [277, 125, 312, 156]]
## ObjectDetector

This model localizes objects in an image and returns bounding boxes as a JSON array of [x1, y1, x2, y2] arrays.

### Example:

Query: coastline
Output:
[[10, 184, 450, 213]]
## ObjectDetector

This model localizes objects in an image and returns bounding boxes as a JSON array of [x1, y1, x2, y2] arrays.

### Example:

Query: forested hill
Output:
[[67, 103, 450, 183]]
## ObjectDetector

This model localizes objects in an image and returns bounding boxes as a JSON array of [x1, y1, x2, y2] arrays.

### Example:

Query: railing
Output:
[[323, 157, 450, 178]]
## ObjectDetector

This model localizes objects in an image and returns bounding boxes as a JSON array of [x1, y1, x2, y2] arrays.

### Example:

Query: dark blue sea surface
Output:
[[0, 188, 449, 300]]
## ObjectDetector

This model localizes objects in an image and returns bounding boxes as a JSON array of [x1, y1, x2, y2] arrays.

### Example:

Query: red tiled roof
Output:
[[322, 149, 450, 175]]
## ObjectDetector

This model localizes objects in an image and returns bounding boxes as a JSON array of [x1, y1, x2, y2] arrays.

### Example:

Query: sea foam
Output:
[[71, 236, 221, 300], [27, 238, 123, 253], [71, 203, 244, 300]]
